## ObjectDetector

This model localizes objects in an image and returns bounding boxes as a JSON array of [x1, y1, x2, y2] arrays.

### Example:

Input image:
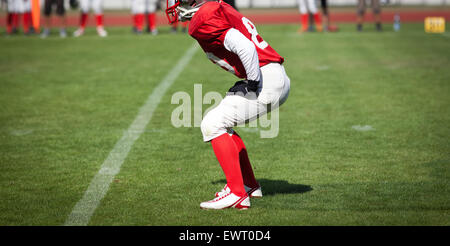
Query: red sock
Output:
[[146, 12, 156, 31], [313, 13, 322, 26], [134, 14, 144, 31], [230, 132, 259, 188], [96, 14, 104, 27], [12, 13, 19, 29], [301, 13, 309, 30], [211, 133, 246, 197], [6, 13, 13, 33], [80, 13, 88, 28]]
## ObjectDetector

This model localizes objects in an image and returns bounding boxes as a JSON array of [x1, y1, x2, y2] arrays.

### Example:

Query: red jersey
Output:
[[188, 1, 284, 79]]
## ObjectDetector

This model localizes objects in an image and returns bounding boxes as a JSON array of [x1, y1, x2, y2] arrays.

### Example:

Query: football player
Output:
[[297, 0, 322, 32], [5, 0, 18, 35], [73, 0, 107, 37], [5, 0, 31, 35], [41, 0, 67, 38], [166, 0, 290, 210]]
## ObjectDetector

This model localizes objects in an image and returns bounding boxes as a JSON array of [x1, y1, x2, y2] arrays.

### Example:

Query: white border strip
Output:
[[64, 43, 199, 226]]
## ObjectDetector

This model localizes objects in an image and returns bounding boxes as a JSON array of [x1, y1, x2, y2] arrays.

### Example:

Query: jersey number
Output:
[[242, 17, 268, 50]]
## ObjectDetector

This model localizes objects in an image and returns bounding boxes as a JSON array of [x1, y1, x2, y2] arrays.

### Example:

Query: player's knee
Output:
[[200, 115, 215, 140], [201, 114, 226, 142], [258, 91, 279, 106]]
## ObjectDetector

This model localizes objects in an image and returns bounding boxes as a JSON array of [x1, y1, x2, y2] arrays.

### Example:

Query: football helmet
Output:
[[166, 0, 211, 24]]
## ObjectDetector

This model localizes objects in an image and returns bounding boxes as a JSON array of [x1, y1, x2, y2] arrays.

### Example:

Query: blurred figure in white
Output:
[[5, 0, 19, 35], [170, 19, 188, 33], [5, 0, 32, 35], [131, 0, 158, 35], [297, 0, 322, 33], [73, 0, 107, 37]]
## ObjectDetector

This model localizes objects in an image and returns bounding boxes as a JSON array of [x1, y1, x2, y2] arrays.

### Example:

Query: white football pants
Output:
[[201, 63, 290, 142]]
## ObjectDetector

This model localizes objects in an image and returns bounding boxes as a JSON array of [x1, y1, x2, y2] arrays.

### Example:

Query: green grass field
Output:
[[0, 23, 449, 226]]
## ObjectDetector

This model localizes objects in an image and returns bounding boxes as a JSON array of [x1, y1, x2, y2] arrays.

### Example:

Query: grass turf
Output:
[[0, 23, 449, 225]]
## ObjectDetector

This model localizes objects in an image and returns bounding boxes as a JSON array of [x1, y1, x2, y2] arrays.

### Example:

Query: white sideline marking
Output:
[[64, 43, 199, 226], [10, 129, 34, 136]]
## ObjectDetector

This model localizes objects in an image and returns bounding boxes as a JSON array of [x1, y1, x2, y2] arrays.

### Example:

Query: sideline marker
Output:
[[31, 0, 40, 33]]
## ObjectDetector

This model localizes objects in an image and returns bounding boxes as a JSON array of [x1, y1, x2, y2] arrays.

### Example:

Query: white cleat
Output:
[[215, 184, 263, 198], [200, 192, 250, 210], [73, 28, 84, 37], [97, 26, 108, 37]]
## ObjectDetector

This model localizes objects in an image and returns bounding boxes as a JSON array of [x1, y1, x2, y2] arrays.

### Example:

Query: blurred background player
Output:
[[41, 0, 67, 38], [4, 0, 32, 35], [357, 0, 382, 31], [297, 0, 322, 33], [166, 0, 290, 210], [73, 0, 107, 37], [131, 0, 158, 35], [320, 0, 338, 32]]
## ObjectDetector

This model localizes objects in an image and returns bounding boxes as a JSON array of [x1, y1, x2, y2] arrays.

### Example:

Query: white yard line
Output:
[[64, 43, 199, 226]]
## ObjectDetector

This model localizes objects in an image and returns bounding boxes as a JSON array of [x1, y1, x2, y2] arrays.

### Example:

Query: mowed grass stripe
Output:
[[64, 43, 199, 226]]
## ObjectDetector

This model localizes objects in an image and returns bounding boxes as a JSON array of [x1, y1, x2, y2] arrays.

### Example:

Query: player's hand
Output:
[[228, 81, 249, 95], [228, 80, 260, 96], [246, 80, 259, 92]]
